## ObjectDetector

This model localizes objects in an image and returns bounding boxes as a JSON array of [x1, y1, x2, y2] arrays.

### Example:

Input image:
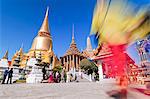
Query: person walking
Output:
[[70, 74, 73, 82], [64, 72, 67, 83], [55, 72, 59, 83], [58, 72, 61, 83], [42, 66, 46, 80], [75, 74, 77, 81], [7, 68, 13, 84], [1, 67, 9, 84]]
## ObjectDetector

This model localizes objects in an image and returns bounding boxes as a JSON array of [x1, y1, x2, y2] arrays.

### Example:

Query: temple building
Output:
[[91, 43, 138, 78], [11, 8, 60, 69], [60, 26, 85, 72]]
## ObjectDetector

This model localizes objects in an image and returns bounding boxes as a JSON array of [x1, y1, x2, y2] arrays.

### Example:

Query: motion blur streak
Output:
[[91, 0, 150, 96], [91, 0, 150, 45]]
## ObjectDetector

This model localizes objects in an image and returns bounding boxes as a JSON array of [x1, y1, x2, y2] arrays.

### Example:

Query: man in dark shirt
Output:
[[7, 68, 13, 84], [2, 67, 9, 84]]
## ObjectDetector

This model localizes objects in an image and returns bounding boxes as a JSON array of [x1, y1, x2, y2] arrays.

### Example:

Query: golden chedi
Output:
[[11, 7, 60, 68], [28, 7, 53, 58]]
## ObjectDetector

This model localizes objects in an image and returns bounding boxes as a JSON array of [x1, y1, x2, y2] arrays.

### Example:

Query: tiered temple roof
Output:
[[92, 43, 113, 60], [63, 25, 83, 57]]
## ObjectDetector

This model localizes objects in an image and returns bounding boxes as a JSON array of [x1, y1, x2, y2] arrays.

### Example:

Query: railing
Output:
[[80, 72, 92, 82], [66, 71, 93, 82]]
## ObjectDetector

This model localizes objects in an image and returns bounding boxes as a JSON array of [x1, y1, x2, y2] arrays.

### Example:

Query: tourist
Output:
[[42, 66, 46, 80], [48, 73, 54, 83], [55, 72, 59, 83], [64, 72, 67, 83], [1, 67, 9, 84], [61, 69, 65, 83], [75, 74, 77, 81], [7, 68, 13, 84], [57, 72, 61, 83], [70, 74, 73, 82], [75, 74, 79, 82]]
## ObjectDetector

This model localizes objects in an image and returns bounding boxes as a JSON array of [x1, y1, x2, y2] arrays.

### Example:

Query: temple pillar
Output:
[[72, 55, 74, 69], [66, 56, 69, 71], [78, 56, 81, 66], [70, 55, 72, 70], [76, 55, 78, 70], [63, 57, 66, 69], [98, 61, 103, 81]]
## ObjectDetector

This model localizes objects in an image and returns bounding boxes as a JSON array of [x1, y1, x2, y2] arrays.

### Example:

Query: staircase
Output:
[[80, 72, 92, 82], [67, 71, 93, 83]]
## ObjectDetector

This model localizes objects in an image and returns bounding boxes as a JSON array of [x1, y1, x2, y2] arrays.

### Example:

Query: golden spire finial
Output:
[[38, 7, 50, 34], [2, 50, 8, 59]]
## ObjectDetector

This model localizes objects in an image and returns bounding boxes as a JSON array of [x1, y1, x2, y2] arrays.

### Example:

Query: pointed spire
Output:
[[71, 24, 75, 44], [38, 7, 50, 34], [86, 36, 92, 51], [2, 50, 8, 59], [18, 44, 23, 54], [72, 24, 74, 39]]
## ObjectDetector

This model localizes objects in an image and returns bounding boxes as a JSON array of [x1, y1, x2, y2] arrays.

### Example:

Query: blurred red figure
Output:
[[109, 44, 128, 89], [48, 74, 54, 83]]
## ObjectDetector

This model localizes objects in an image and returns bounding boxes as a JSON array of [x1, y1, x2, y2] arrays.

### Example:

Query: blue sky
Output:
[[0, 0, 150, 65]]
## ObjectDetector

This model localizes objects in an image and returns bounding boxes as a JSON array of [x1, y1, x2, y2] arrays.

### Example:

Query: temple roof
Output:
[[64, 42, 82, 56], [94, 43, 112, 56], [91, 43, 113, 60], [63, 25, 82, 57]]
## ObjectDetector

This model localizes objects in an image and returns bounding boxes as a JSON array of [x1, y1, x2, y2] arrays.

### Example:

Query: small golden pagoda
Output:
[[11, 7, 60, 68]]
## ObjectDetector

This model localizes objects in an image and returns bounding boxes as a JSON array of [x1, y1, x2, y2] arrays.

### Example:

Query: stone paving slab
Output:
[[0, 83, 113, 99], [0, 82, 149, 99]]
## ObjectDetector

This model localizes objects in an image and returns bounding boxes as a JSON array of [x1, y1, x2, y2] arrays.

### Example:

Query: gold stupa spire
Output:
[[30, 7, 53, 51], [38, 7, 50, 35], [2, 50, 8, 59]]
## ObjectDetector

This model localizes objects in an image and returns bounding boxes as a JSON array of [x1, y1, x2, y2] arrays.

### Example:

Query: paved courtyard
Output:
[[0, 82, 149, 99]]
